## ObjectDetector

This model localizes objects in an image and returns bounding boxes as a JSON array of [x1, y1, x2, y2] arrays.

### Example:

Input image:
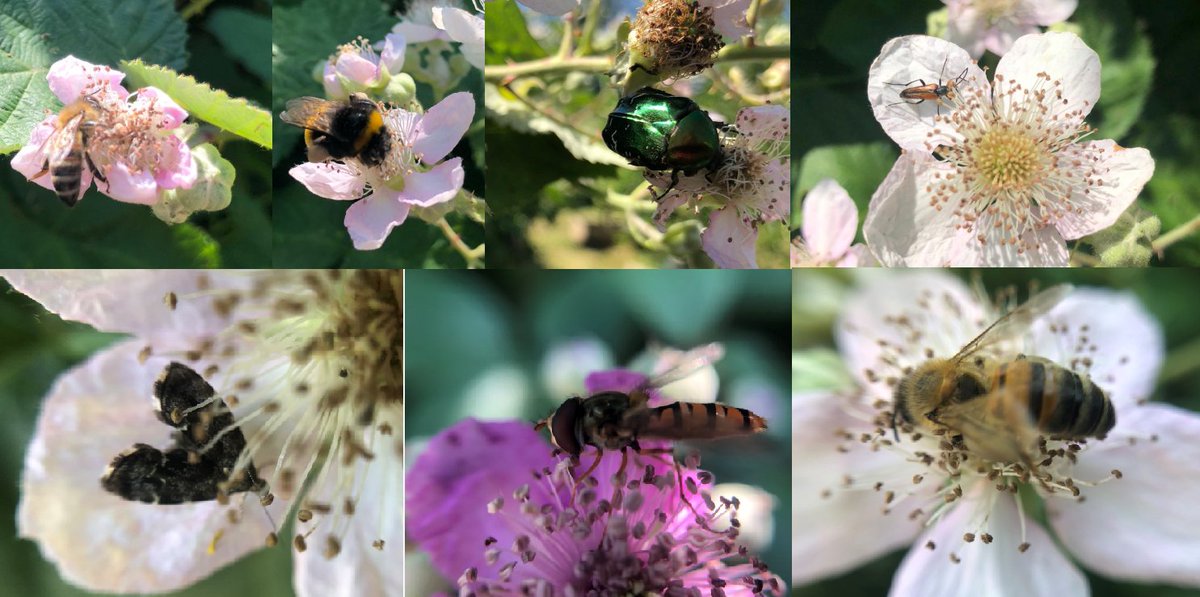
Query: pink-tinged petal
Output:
[[47, 55, 129, 103], [0, 271, 254, 349], [868, 36, 988, 151], [132, 87, 188, 129], [290, 162, 366, 200], [585, 369, 648, 394], [791, 391, 929, 583], [1047, 404, 1200, 587], [406, 419, 559, 582], [17, 341, 277, 593], [994, 32, 1100, 124], [802, 179, 858, 262], [379, 32, 407, 74], [1053, 141, 1154, 240], [944, 7, 988, 58], [747, 158, 790, 223], [1028, 288, 1163, 412], [397, 158, 464, 207], [517, 0, 579, 17], [652, 188, 691, 231], [1025, 0, 1078, 25], [103, 162, 158, 205], [11, 118, 59, 191], [335, 51, 381, 87], [344, 191, 411, 250], [155, 135, 197, 190], [700, 0, 752, 38], [890, 489, 1087, 597], [735, 104, 789, 144], [323, 61, 346, 99], [294, 411, 403, 597], [432, 8, 484, 69], [391, 21, 448, 43], [836, 243, 877, 267], [982, 20, 1037, 56], [701, 206, 758, 269], [411, 92, 474, 164]]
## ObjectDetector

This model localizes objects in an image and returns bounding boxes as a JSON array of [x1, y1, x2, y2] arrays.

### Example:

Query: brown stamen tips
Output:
[[281, 469, 297, 494], [1019, 542, 1031, 553], [884, 491, 896, 504], [925, 540, 936, 550], [912, 474, 924, 484], [820, 489, 832, 499], [514, 484, 530, 502], [458, 568, 478, 586], [266, 532, 279, 547], [324, 536, 341, 559], [379, 422, 393, 435], [138, 346, 153, 363], [373, 540, 385, 550], [297, 508, 313, 523], [981, 533, 994, 544], [949, 553, 961, 564], [1112, 469, 1123, 479], [164, 292, 178, 310], [488, 498, 504, 514], [499, 562, 517, 581], [963, 533, 976, 543], [294, 534, 308, 552]]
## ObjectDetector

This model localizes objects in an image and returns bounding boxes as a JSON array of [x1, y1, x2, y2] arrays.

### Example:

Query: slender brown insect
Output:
[[887, 56, 968, 116]]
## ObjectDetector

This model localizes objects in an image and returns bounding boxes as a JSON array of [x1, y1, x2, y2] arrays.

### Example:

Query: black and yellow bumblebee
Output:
[[280, 92, 391, 167]]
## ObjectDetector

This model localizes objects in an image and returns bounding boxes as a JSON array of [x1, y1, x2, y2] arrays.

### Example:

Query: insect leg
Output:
[[649, 169, 681, 203], [886, 78, 929, 87], [575, 447, 604, 484]]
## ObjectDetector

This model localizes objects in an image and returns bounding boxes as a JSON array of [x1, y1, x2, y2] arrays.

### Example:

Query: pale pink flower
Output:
[[792, 179, 876, 267], [650, 104, 790, 269], [289, 92, 473, 250], [323, 34, 407, 99], [793, 271, 1200, 595], [944, 0, 1078, 57], [11, 56, 197, 206], [5, 270, 404, 595], [703, 0, 753, 38], [865, 33, 1154, 266], [431, 7, 484, 69]]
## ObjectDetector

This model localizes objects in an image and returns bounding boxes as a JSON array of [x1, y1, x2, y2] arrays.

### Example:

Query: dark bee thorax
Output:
[[579, 391, 638, 451]]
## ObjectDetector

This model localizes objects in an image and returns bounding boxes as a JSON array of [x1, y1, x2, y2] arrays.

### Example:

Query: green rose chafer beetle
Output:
[[602, 87, 723, 200]]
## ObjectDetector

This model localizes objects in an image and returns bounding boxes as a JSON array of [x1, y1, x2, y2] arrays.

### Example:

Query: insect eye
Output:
[[953, 374, 985, 402]]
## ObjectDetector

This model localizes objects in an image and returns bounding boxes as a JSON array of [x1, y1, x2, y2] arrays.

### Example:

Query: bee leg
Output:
[[33, 159, 50, 180], [87, 153, 108, 189], [649, 169, 681, 203]]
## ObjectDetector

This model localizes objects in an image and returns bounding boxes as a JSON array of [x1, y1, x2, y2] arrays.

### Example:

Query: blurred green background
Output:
[[406, 269, 793, 592], [794, 0, 1200, 266], [0, 0, 272, 268], [791, 269, 1200, 597], [0, 277, 294, 596]]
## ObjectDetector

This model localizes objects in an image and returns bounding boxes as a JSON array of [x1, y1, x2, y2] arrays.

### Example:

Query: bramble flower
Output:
[[621, 0, 750, 90], [648, 104, 790, 269], [792, 271, 1200, 595], [407, 369, 785, 595], [943, 0, 1078, 58], [792, 179, 876, 267], [11, 56, 197, 207], [865, 33, 1154, 266], [431, 7, 484, 70], [322, 35, 412, 102], [290, 92, 473, 250], [7, 270, 404, 595]]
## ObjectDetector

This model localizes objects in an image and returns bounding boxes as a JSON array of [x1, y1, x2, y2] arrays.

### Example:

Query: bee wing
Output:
[[45, 113, 84, 164], [935, 396, 1036, 466], [280, 97, 341, 138], [950, 284, 1072, 364]]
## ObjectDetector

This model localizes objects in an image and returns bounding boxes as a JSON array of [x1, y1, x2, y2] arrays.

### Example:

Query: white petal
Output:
[[867, 35, 988, 152], [802, 179, 858, 262], [1028, 288, 1163, 412], [1024, 0, 1078, 26], [344, 191, 412, 251], [791, 392, 929, 583], [890, 489, 1087, 597], [699, 0, 752, 38], [0, 270, 251, 352], [735, 104, 789, 144], [294, 410, 404, 596], [17, 341, 276, 592], [982, 20, 1037, 57], [433, 7, 485, 70], [411, 92, 475, 165], [994, 32, 1100, 125], [944, 6, 988, 59], [290, 162, 367, 201], [397, 159, 464, 207], [1052, 141, 1154, 240], [701, 206, 758, 269], [1047, 404, 1200, 587]]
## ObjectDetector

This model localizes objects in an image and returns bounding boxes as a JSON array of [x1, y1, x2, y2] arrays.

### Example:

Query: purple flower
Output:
[[407, 371, 785, 596]]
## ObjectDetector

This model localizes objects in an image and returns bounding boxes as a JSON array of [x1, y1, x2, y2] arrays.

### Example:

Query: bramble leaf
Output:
[[122, 59, 271, 148]]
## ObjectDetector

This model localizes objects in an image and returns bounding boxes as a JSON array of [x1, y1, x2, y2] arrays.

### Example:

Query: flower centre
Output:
[[629, 0, 725, 79], [971, 126, 1042, 192]]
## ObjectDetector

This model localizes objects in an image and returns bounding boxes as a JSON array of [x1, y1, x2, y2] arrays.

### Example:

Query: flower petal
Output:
[[1026, 0, 1078, 26], [17, 341, 275, 592], [1046, 404, 1200, 587], [132, 87, 188, 130], [47, 55, 129, 103], [889, 490, 1087, 597], [736, 104, 789, 144], [11, 118, 60, 191], [154, 135, 198, 190], [994, 32, 1100, 125], [802, 179, 858, 262], [701, 0, 752, 38], [344, 191, 411, 250], [391, 21, 447, 44], [432, 7, 484, 70], [867, 35, 988, 152], [379, 32, 407, 74], [411, 93, 475, 164], [104, 162, 159, 205], [837, 243, 877, 267], [335, 51, 381, 87], [1052, 141, 1154, 240], [290, 162, 366, 200], [323, 61, 346, 99], [397, 158, 464, 207], [982, 20, 1037, 56], [701, 206, 758, 269], [944, 5, 987, 59]]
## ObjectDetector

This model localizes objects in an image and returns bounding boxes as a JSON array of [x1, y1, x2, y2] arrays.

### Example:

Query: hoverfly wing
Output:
[[635, 401, 766, 441], [951, 284, 1073, 364], [641, 342, 725, 391]]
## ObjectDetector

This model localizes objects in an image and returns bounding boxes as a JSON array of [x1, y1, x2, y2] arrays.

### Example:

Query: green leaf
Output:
[[486, 84, 628, 166], [121, 59, 271, 148], [205, 8, 271, 81], [0, 0, 187, 153], [795, 143, 897, 232], [169, 223, 221, 267], [484, 0, 550, 64], [1073, 0, 1154, 141], [792, 348, 854, 393]]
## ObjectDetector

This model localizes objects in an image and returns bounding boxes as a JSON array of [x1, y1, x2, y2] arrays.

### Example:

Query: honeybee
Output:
[[537, 343, 767, 478], [32, 96, 108, 206], [280, 93, 390, 167], [892, 284, 1116, 467]]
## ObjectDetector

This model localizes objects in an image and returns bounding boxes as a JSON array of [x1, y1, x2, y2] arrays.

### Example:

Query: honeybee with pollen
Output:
[[892, 284, 1116, 471], [536, 343, 768, 482], [31, 94, 110, 206]]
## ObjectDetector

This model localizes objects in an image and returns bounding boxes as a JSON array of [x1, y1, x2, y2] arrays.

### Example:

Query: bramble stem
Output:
[[482, 44, 789, 82], [1152, 213, 1200, 254], [437, 218, 484, 268]]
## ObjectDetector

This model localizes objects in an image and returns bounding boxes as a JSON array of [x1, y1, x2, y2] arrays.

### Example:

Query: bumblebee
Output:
[[32, 97, 108, 207], [280, 92, 390, 167], [892, 284, 1116, 467]]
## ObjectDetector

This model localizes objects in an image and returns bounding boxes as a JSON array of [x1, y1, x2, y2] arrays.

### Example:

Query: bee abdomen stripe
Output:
[[669, 401, 683, 429], [737, 407, 753, 429], [705, 403, 717, 430]]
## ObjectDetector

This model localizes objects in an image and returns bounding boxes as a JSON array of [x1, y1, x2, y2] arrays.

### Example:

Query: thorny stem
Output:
[[482, 44, 789, 81], [558, 12, 576, 58], [744, 0, 763, 46], [709, 67, 790, 105], [1151, 213, 1200, 255], [437, 218, 484, 268], [578, 0, 604, 55]]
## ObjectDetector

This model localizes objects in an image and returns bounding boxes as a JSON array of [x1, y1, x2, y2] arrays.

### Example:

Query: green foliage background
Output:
[[271, 0, 485, 268], [406, 269, 793, 591], [791, 269, 1200, 596], [0, 0, 272, 267], [794, 0, 1200, 266]]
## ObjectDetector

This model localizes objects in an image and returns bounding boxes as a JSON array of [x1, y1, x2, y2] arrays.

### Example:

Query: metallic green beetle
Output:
[[602, 87, 723, 200]]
